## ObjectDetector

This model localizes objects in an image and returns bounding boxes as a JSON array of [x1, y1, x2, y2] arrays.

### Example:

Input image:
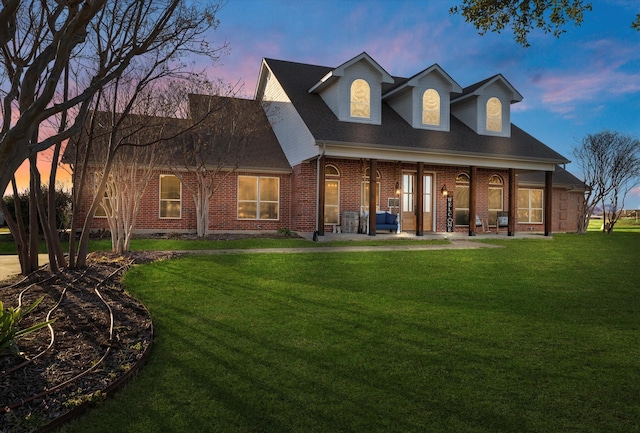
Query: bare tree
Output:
[[573, 130, 640, 233], [170, 94, 267, 237], [2, 0, 227, 271]]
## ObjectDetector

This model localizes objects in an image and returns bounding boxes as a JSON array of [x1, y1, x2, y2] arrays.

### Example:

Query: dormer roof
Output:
[[383, 64, 462, 99], [453, 74, 523, 104], [308, 52, 394, 94]]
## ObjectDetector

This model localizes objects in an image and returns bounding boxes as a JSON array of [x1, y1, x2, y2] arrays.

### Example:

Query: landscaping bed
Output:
[[0, 251, 175, 433]]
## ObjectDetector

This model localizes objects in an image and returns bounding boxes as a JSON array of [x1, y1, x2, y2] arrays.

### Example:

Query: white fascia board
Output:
[[318, 141, 560, 171]]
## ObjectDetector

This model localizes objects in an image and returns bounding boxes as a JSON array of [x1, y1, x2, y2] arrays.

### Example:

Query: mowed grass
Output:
[[59, 230, 640, 433]]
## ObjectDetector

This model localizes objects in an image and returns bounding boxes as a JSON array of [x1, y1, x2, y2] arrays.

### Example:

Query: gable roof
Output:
[[263, 58, 568, 166], [308, 52, 394, 94], [518, 166, 586, 190], [64, 96, 291, 173], [383, 64, 463, 99], [453, 74, 524, 104]]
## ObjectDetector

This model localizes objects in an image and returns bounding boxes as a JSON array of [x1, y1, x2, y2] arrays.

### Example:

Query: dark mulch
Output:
[[0, 251, 178, 433]]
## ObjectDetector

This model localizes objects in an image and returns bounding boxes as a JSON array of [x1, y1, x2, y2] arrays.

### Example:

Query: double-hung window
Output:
[[518, 188, 543, 223], [159, 175, 181, 218], [238, 175, 279, 220]]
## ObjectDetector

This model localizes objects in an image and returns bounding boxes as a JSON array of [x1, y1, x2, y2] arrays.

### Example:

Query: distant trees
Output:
[[573, 130, 640, 234], [451, 0, 639, 47]]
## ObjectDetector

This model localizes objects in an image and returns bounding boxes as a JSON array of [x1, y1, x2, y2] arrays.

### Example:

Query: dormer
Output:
[[451, 74, 523, 137], [308, 52, 394, 125], [383, 64, 462, 132]]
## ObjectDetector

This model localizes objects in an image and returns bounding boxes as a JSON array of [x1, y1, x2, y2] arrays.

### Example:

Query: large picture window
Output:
[[350, 79, 371, 118], [159, 175, 181, 219], [238, 176, 279, 220], [518, 188, 543, 223], [455, 173, 470, 225]]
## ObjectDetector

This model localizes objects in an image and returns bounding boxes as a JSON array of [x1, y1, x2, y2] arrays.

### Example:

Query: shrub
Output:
[[0, 297, 55, 357]]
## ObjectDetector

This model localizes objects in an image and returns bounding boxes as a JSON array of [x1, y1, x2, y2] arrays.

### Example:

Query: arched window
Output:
[[422, 89, 440, 126], [350, 79, 371, 118], [486, 97, 502, 132], [325, 165, 340, 224], [488, 174, 504, 226], [454, 173, 470, 226]]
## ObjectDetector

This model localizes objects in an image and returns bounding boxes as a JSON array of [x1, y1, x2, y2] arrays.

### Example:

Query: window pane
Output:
[[518, 189, 529, 208], [531, 209, 543, 223], [325, 206, 338, 224], [518, 209, 529, 223], [531, 190, 543, 208], [161, 176, 180, 199], [455, 186, 469, 208], [238, 176, 258, 201], [455, 209, 469, 226], [160, 201, 180, 218], [260, 177, 279, 201], [260, 202, 278, 219], [238, 202, 257, 219], [489, 188, 503, 209]]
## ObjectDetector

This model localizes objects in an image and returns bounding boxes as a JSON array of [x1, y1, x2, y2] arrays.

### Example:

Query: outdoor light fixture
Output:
[[441, 185, 449, 197], [395, 181, 400, 195]]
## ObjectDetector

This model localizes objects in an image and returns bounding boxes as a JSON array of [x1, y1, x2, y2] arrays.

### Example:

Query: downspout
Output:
[[315, 143, 326, 236]]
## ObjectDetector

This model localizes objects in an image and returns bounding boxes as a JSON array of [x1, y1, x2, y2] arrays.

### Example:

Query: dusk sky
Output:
[[209, 0, 640, 209], [9, 0, 640, 209]]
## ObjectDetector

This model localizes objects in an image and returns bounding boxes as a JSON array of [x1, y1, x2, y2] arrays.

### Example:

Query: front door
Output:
[[402, 173, 433, 232]]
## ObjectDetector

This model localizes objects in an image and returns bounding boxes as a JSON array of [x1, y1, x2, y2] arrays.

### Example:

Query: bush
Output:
[[2, 186, 72, 233], [0, 297, 55, 357]]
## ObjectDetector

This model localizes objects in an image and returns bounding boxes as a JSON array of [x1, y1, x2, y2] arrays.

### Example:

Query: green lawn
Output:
[[58, 229, 640, 433]]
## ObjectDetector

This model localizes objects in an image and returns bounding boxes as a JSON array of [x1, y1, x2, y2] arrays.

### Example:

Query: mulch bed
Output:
[[0, 251, 178, 433]]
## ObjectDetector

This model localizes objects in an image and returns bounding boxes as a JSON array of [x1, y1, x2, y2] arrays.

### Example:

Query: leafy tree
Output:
[[451, 1, 638, 47], [573, 130, 640, 234]]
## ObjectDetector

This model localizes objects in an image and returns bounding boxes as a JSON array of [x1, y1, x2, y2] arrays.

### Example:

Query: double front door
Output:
[[401, 173, 433, 232]]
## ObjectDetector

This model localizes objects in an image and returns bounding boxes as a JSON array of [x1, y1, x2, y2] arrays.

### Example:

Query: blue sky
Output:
[[206, 0, 640, 209]]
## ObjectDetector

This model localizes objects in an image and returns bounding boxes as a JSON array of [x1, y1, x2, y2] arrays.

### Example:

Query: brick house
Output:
[[71, 52, 585, 237]]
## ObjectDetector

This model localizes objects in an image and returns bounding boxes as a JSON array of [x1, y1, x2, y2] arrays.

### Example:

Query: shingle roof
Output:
[[264, 58, 568, 165], [518, 166, 586, 190], [64, 96, 291, 172]]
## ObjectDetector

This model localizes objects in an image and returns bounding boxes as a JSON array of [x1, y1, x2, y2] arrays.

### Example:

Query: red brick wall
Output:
[[77, 162, 581, 235]]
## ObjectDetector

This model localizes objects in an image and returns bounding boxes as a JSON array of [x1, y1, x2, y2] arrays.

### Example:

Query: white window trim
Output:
[[518, 188, 544, 224], [324, 179, 340, 225], [237, 175, 280, 220]]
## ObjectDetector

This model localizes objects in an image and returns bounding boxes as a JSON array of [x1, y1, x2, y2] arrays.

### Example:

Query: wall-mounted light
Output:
[[441, 185, 449, 197], [395, 181, 400, 195]]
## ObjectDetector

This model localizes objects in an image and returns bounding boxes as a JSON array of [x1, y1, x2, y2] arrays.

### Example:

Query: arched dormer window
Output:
[[350, 79, 371, 118], [486, 97, 502, 132], [422, 89, 440, 126]]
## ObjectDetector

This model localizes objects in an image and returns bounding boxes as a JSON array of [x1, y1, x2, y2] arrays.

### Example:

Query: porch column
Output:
[[508, 169, 517, 237], [317, 155, 326, 236], [416, 162, 424, 236], [544, 170, 553, 236], [469, 166, 477, 236], [368, 159, 377, 236]]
